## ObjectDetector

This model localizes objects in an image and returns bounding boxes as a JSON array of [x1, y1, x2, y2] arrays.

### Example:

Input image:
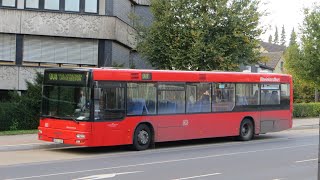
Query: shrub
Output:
[[293, 103, 320, 118], [0, 72, 43, 131], [0, 102, 15, 131]]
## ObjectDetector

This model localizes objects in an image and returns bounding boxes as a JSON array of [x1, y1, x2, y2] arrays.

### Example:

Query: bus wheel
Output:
[[238, 118, 254, 141], [133, 124, 151, 151]]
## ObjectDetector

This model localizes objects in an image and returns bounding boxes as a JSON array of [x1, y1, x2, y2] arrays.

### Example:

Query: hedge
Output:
[[0, 101, 40, 131], [293, 103, 320, 118]]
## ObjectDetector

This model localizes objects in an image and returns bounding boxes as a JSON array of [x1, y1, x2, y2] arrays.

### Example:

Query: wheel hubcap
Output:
[[138, 130, 149, 145], [242, 124, 249, 136]]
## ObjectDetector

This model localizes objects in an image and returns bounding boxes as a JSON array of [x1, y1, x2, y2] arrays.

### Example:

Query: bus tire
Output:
[[238, 118, 254, 141], [132, 124, 151, 151]]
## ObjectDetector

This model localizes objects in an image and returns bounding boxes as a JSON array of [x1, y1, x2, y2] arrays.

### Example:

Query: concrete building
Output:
[[0, 0, 152, 99]]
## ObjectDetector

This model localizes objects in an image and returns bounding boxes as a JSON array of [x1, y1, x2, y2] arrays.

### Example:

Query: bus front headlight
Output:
[[76, 134, 86, 139]]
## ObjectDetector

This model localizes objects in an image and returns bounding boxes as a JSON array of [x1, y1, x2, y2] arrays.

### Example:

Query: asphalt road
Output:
[[0, 127, 318, 180]]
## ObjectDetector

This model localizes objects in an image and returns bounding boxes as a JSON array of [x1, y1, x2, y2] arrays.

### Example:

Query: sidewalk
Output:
[[292, 117, 319, 129], [0, 118, 318, 147], [0, 134, 40, 146]]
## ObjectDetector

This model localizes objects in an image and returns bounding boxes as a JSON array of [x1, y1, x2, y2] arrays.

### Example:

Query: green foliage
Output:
[[268, 35, 272, 43], [0, 72, 43, 131], [280, 25, 286, 46], [292, 79, 315, 103], [299, 5, 320, 88], [135, 0, 263, 71], [289, 28, 297, 46], [284, 27, 315, 103], [293, 103, 320, 117], [273, 26, 279, 44]]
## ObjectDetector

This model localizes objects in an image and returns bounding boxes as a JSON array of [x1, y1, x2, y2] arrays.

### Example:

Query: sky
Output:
[[259, 0, 318, 44]]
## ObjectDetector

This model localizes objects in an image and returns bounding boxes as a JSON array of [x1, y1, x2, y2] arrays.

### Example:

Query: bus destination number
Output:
[[142, 73, 152, 80]]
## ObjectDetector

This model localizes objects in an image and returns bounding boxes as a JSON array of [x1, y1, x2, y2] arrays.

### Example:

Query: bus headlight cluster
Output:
[[76, 134, 86, 139], [38, 130, 42, 134]]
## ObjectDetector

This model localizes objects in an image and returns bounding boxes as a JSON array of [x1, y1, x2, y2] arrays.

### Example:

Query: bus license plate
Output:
[[53, 138, 64, 144]]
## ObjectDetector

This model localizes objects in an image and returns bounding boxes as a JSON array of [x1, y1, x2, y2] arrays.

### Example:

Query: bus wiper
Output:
[[41, 115, 63, 119], [71, 117, 79, 124], [63, 116, 79, 124]]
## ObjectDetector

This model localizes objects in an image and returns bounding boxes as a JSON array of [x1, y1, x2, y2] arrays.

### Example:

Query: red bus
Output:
[[38, 68, 292, 150]]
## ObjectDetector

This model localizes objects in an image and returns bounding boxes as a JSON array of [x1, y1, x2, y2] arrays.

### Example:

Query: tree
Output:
[[280, 25, 286, 46], [273, 26, 279, 44], [136, 0, 264, 71], [284, 29, 301, 78], [289, 28, 297, 46], [299, 6, 320, 101], [284, 37, 312, 102], [285, 5, 320, 102], [268, 35, 272, 43], [299, 6, 320, 86]]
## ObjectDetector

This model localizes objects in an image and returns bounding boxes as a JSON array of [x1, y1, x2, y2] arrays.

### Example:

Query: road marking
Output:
[[72, 171, 142, 180], [3, 131, 318, 168], [4, 143, 316, 180], [172, 173, 221, 180], [295, 158, 318, 163]]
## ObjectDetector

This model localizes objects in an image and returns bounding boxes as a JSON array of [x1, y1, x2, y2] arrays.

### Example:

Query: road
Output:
[[0, 123, 318, 180]]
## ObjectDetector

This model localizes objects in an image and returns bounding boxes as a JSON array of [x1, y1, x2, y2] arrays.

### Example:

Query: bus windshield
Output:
[[41, 85, 91, 121]]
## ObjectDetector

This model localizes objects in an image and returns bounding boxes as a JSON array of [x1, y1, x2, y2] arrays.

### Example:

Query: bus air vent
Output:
[[131, 73, 139, 80], [199, 74, 206, 81]]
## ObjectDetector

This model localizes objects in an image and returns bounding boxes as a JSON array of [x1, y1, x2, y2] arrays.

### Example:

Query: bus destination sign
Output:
[[45, 72, 87, 85]]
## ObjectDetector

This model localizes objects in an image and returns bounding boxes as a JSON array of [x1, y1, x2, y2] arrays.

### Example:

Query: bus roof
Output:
[[44, 68, 292, 83], [92, 68, 291, 83]]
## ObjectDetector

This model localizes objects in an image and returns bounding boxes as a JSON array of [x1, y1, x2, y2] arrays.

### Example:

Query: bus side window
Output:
[[280, 84, 290, 107], [127, 83, 156, 115], [213, 83, 235, 112], [261, 84, 280, 105], [94, 82, 125, 120]]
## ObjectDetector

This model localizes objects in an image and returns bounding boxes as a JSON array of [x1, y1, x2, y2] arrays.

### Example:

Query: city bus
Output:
[[38, 68, 292, 150]]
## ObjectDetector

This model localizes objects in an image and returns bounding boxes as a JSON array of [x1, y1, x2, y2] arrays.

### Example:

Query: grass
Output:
[[0, 129, 38, 136]]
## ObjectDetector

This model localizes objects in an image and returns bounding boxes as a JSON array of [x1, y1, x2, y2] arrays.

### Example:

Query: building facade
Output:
[[241, 42, 286, 74], [0, 0, 152, 98]]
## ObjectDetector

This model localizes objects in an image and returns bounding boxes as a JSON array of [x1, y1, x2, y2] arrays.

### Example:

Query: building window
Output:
[[23, 35, 98, 65], [0, 33, 16, 62], [84, 0, 97, 13], [25, 0, 39, 8], [65, 0, 79, 12], [24, 0, 98, 14], [1, 0, 16, 7], [44, 0, 59, 10]]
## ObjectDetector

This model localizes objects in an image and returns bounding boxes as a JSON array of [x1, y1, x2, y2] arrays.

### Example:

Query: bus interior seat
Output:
[[158, 101, 177, 114], [236, 96, 248, 105], [127, 98, 149, 115]]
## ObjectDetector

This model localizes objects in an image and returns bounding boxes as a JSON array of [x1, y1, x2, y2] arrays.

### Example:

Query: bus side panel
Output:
[[150, 112, 260, 143], [91, 122, 129, 146], [260, 110, 291, 133], [185, 112, 260, 140], [90, 117, 151, 146]]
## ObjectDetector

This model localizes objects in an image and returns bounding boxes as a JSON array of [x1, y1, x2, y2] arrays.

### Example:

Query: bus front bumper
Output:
[[38, 127, 92, 146]]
